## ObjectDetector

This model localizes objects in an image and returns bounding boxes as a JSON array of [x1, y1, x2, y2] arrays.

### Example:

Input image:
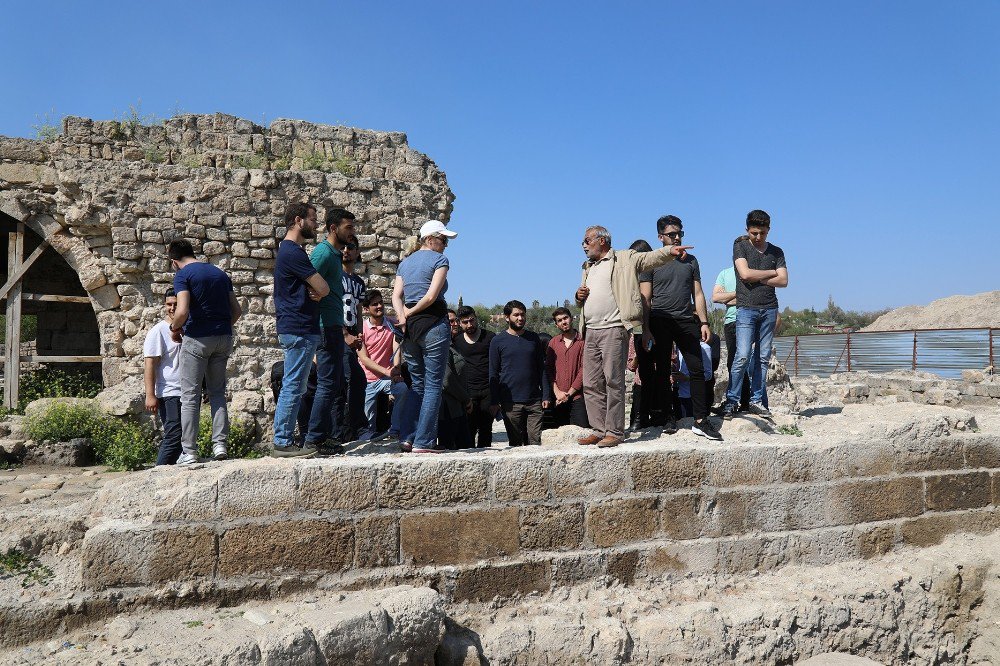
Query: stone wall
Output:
[[794, 369, 1000, 409], [0, 114, 454, 427], [81, 411, 1000, 601]]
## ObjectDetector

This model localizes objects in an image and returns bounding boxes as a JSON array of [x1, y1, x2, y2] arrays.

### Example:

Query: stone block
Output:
[[354, 515, 399, 568], [630, 450, 707, 492], [606, 549, 640, 585], [82, 522, 215, 588], [400, 508, 519, 565], [925, 471, 991, 511], [962, 369, 986, 384], [827, 476, 924, 525], [148, 525, 217, 583], [900, 513, 960, 548], [708, 446, 782, 487], [297, 461, 376, 512], [713, 487, 826, 536], [217, 461, 297, 519], [549, 552, 604, 587], [493, 457, 550, 501], [659, 492, 707, 540], [451, 561, 550, 602], [519, 503, 584, 551], [856, 524, 896, 559], [586, 497, 658, 547], [965, 439, 1000, 469], [642, 541, 719, 577], [377, 460, 489, 509], [551, 453, 630, 498], [218, 518, 353, 576], [895, 439, 965, 473]]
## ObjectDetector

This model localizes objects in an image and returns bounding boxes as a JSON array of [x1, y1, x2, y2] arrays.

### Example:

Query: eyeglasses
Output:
[[582, 237, 597, 246], [661, 231, 684, 240]]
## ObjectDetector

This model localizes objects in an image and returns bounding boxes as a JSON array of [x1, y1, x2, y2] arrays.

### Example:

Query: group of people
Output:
[[142, 203, 787, 462]]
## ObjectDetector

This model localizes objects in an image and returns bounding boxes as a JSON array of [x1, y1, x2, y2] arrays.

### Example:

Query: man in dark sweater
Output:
[[489, 300, 553, 446], [453, 305, 495, 447]]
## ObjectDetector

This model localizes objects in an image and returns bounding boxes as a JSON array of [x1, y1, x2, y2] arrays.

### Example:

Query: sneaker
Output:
[[692, 419, 723, 441], [722, 402, 739, 420], [412, 446, 445, 454], [212, 444, 228, 461], [401, 441, 413, 453], [176, 452, 200, 465], [663, 419, 678, 435], [747, 402, 772, 418], [316, 442, 346, 456], [381, 432, 400, 445], [270, 444, 317, 458]]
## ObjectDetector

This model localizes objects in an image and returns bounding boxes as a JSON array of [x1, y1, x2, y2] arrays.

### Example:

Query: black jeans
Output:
[[467, 388, 494, 447], [723, 321, 751, 409], [632, 333, 658, 427], [331, 346, 368, 443], [650, 315, 707, 422], [155, 396, 182, 465], [553, 396, 589, 428]]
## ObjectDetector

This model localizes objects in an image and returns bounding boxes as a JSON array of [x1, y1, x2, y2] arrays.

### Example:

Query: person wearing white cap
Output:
[[391, 220, 458, 453]]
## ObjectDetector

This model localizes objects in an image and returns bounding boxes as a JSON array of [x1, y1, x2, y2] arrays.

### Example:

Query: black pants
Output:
[[155, 396, 182, 465], [467, 388, 494, 447], [438, 409, 473, 450], [331, 347, 367, 443], [723, 321, 751, 409], [553, 396, 589, 428], [631, 333, 659, 427], [501, 401, 543, 446], [650, 315, 707, 422]]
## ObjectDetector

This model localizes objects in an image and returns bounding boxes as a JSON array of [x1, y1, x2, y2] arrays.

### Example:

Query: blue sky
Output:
[[3, 1, 997, 312]]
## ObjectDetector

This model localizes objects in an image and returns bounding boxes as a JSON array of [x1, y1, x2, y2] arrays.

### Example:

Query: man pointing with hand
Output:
[[574, 224, 692, 448]]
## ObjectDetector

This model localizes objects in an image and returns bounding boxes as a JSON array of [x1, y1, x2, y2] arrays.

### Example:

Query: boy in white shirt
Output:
[[144, 289, 183, 464]]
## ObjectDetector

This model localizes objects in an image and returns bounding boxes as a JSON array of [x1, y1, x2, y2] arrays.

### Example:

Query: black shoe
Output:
[[747, 402, 772, 418], [692, 419, 723, 441], [316, 442, 346, 456], [722, 402, 738, 420], [270, 444, 317, 458], [663, 419, 678, 435]]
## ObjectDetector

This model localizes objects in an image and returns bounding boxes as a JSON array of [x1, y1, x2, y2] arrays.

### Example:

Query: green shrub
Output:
[[6, 368, 103, 414], [24, 402, 104, 442], [24, 402, 157, 471], [196, 413, 259, 459], [0, 548, 54, 588]]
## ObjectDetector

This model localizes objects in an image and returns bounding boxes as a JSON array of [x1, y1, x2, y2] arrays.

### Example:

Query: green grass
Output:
[[777, 424, 804, 437], [0, 548, 54, 588]]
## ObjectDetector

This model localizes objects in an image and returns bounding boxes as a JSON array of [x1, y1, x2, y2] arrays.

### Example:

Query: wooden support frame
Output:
[[2, 223, 100, 410]]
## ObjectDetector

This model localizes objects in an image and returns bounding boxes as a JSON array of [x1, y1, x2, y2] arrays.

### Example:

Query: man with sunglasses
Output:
[[640, 215, 722, 441], [574, 225, 691, 448]]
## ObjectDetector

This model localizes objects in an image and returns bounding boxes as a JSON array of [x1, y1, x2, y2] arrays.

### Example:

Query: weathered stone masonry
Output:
[[0, 113, 455, 427]]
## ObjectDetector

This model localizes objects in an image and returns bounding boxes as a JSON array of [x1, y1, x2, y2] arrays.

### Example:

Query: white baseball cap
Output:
[[418, 220, 458, 239]]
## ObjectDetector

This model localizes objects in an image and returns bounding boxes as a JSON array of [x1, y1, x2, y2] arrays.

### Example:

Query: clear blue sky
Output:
[[3, 1, 997, 313]]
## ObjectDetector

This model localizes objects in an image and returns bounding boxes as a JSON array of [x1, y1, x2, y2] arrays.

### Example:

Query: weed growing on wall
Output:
[[0, 549, 54, 588]]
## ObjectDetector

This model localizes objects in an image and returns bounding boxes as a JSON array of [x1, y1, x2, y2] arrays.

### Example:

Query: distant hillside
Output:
[[863, 291, 1000, 331]]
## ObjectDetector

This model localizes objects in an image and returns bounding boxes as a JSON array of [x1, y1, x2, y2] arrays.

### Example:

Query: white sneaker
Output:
[[212, 445, 228, 461], [176, 453, 199, 465]]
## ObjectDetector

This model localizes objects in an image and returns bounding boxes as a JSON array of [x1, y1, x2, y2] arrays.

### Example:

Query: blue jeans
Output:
[[274, 333, 320, 448], [402, 318, 450, 449], [362, 379, 411, 439], [726, 307, 778, 406], [306, 325, 345, 445], [155, 396, 182, 465]]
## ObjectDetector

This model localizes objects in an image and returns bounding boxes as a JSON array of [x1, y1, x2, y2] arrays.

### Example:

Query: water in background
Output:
[[772, 329, 997, 380]]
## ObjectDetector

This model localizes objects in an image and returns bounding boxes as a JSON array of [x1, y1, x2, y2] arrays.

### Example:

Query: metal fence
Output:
[[772, 328, 998, 380]]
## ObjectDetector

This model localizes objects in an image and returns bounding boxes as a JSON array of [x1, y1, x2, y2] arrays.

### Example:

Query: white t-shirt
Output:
[[143, 320, 181, 398]]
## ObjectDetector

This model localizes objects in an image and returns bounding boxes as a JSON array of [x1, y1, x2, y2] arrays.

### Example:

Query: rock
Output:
[[962, 369, 986, 384], [541, 425, 591, 449], [797, 654, 885, 665], [722, 414, 775, 435], [243, 609, 271, 626], [95, 376, 146, 417], [22, 438, 95, 467]]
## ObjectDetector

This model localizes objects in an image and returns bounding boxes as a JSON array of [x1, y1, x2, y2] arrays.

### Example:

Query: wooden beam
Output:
[[0, 355, 104, 365], [21, 292, 91, 304], [3, 223, 25, 409], [0, 239, 49, 303]]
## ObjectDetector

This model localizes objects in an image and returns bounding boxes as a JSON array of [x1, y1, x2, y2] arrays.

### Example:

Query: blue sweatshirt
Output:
[[489, 330, 553, 405]]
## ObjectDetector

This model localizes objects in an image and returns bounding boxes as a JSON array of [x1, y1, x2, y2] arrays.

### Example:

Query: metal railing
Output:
[[772, 328, 997, 380]]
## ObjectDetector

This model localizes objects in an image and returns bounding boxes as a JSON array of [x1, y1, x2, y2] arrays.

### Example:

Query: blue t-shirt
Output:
[[398, 249, 449, 305], [173, 262, 234, 338], [274, 240, 320, 336]]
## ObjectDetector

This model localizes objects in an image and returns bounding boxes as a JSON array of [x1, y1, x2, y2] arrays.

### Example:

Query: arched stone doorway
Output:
[[1, 213, 102, 408]]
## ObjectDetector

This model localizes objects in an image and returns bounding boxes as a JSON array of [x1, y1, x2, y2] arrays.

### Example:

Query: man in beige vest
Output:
[[574, 225, 690, 447]]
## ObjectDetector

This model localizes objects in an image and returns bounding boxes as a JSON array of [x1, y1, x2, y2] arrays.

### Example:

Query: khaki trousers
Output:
[[582, 326, 628, 438]]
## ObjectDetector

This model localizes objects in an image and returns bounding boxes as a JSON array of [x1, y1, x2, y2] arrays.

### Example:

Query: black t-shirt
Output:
[[274, 240, 320, 336], [733, 239, 786, 309], [453, 328, 495, 393], [342, 273, 366, 335], [639, 253, 701, 319]]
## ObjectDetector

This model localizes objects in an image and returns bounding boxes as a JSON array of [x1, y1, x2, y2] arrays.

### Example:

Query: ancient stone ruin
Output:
[[0, 113, 454, 427]]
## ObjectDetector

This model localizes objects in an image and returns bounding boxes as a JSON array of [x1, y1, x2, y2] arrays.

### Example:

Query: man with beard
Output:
[[546, 307, 588, 428], [303, 208, 357, 454], [271, 202, 330, 457], [453, 305, 495, 447], [488, 300, 552, 446]]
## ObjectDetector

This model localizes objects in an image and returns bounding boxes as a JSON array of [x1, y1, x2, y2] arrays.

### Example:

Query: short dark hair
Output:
[[503, 300, 527, 316], [746, 209, 771, 228], [630, 239, 653, 253], [552, 306, 572, 321], [167, 239, 195, 261], [456, 305, 477, 320], [283, 202, 316, 229], [362, 291, 383, 307], [447, 308, 456, 316], [164, 288, 176, 300], [656, 215, 683, 234], [326, 208, 356, 230]]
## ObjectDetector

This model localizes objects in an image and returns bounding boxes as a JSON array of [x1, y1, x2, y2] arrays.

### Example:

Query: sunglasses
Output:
[[661, 231, 684, 240]]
